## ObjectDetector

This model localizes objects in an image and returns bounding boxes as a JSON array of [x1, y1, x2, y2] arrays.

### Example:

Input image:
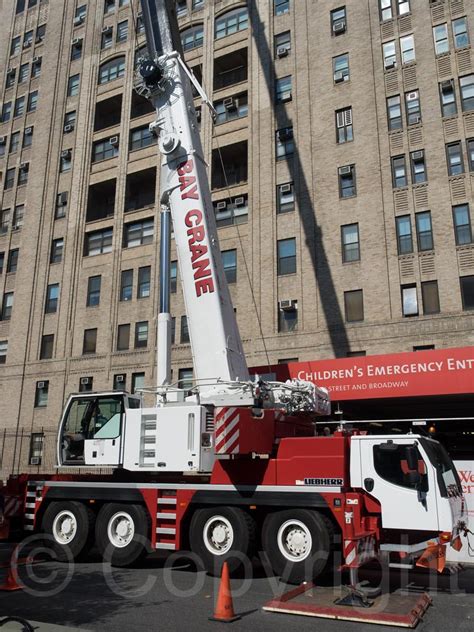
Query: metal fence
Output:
[[0, 426, 58, 480]]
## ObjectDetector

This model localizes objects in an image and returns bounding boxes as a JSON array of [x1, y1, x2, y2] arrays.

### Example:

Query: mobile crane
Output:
[[0, 0, 466, 586]]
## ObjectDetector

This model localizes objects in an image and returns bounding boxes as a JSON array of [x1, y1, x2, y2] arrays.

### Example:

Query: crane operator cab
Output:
[[58, 392, 140, 466]]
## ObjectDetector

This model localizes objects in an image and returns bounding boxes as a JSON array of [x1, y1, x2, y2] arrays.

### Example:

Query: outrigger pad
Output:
[[263, 582, 432, 628], [334, 587, 374, 608]]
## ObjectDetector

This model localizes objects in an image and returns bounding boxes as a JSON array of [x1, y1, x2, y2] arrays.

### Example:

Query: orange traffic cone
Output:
[[0, 548, 22, 592], [209, 562, 240, 623]]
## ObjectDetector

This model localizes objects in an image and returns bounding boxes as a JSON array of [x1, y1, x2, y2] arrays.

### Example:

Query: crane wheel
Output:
[[95, 503, 149, 567], [42, 501, 95, 562], [262, 509, 333, 584], [189, 506, 256, 576]]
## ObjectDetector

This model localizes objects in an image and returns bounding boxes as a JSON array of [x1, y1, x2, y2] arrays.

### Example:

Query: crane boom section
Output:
[[139, 1, 250, 393]]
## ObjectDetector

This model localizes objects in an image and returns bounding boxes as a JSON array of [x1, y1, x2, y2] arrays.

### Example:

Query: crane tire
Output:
[[189, 506, 256, 576], [42, 501, 95, 562], [95, 503, 149, 567]]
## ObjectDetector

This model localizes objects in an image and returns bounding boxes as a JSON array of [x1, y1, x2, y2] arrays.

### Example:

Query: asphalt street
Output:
[[0, 543, 473, 632]]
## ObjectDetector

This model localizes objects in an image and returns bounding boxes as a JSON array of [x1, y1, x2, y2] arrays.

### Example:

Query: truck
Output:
[[0, 0, 467, 586]]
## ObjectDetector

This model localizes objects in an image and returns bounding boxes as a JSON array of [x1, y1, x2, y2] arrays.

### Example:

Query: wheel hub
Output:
[[108, 512, 135, 548], [203, 516, 234, 555], [52, 510, 77, 545], [277, 519, 313, 562]]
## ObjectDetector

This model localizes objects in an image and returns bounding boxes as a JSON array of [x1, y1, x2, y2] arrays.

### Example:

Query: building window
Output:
[[433, 23, 449, 55], [130, 125, 154, 151], [18, 163, 29, 186], [446, 142, 464, 176], [14, 96, 25, 118], [18, 63, 29, 84], [0, 210, 10, 234], [180, 315, 190, 344], [1, 102, 12, 123], [402, 284, 418, 316], [60, 150, 72, 172], [333, 53, 349, 83], [87, 275, 101, 306], [277, 182, 295, 213], [135, 321, 148, 348], [181, 24, 204, 50], [344, 289, 364, 322], [0, 341, 7, 365], [413, 345, 435, 352], [178, 368, 193, 391], [136, 14, 145, 34], [215, 93, 248, 124], [215, 7, 248, 39], [75, 4, 87, 23], [276, 126, 294, 159], [1, 293, 14, 320], [12, 205, 23, 230], [10, 132, 21, 154], [4, 168, 15, 190], [34, 381, 49, 407], [278, 300, 298, 332], [10, 36, 21, 56], [138, 266, 151, 299], [274, 0, 289, 15], [274, 31, 291, 58], [192, 0, 204, 9], [101, 27, 113, 49], [400, 34, 415, 64], [379, 0, 392, 21], [214, 196, 249, 227], [387, 94, 402, 131], [5, 68, 16, 89], [222, 249, 237, 283], [120, 269, 133, 301], [50, 238, 63, 264], [98, 57, 125, 84], [275, 76, 292, 103], [338, 164, 356, 197], [117, 324, 130, 351], [84, 227, 113, 256], [131, 372, 145, 393], [0, 254, 3, 274], [56, 192, 68, 219], [67, 74, 80, 96], [415, 211, 433, 251], [7, 249, 19, 273], [468, 138, 474, 171], [35, 24, 46, 44], [45, 283, 59, 314], [92, 137, 118, 163], [410, 150, 427, 184], [421, 280, 440, 315], [24, 30, 34, 48], [32, 57, 42, 78], [439, 79, 457, 117], [331, 7, 347, 35], [453, 204, 472, 245], [170, 261, 177, 293], [335, 107, 353, 143], [383, 40, 396, 69], [79, 377, 93, 393], [123, 218, 154, 248], [396, 215, 413, 254], [176, 0, 187, 16], [341, 224, 360, 262], [405, 90, 421, 125], [117, 20, 128, 43], [23, 127, 33, 148], [71, 39, 83, 60], [460, 276, 474, 310], [453, 17, 469, 49], [26, 90, 38, 112], [113, 373, 126, 390], [277, 238, 296, 275], [104, 0, 115, 14], [460, 75, 474, 112], [83, 328, 97, 354], [40, 334, 54, 360], [64, 110, 76, 132]]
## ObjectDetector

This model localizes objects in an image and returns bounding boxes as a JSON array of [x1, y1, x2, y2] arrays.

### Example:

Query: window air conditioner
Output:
[[216, 201, 227, 210], [385, 58, 396, 69], [30, 457, 41, 465], [276, 46, 289, 58], [406, 91, 418, 101], [339, 165, 352, 175], [7, 68, 14, 76], [280, 183, 292, 194], [278, 128, 292, 141], [61, 149, 71, 159], [412, 150, 423, 161], [80, 377, 90, 385], [109, 135, 119, 146], [32, 56, 40, 64], [440, 80, 452, 91], [280, 91, 292, 102], [334, 71, 345, 83], [37, 381, 45, 389], [279, 299, 297, 311], [59, 192, 68, 205], [223, 97, 237, 111], [333, 20, 346, 34], [0, 137, 6, 145], [73, 16, 84, 26], [64, 124, 74, 133], [102, 25, 113, 33], [115, 374, 125, 383], [410, 114, 421, 124], [23, 41, 32, 49], [20, 162, 28, 170], [25, 127, 33, 135], [72, 38, 82, 46], [233, 196, 245, 206]]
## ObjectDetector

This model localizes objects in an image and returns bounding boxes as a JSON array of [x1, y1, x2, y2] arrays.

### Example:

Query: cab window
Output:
[[373, 443, 428, 490]]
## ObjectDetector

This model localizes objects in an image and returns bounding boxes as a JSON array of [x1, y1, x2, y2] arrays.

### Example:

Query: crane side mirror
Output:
[[405, 445, 419, 471]]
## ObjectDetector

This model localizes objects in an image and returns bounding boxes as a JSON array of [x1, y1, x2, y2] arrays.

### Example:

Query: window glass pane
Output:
[[374, 443, 427, 489], [460, 276, 474, 310], [453, 17, 469, 49], [422, 281, 440, 314], [402, 285, 418, 316], [277, 238, 296, 275], [453, 204, 472, 245], [341, 224, 360, 262], [344, 290, 364, 322], [396, 215, 413, 254]]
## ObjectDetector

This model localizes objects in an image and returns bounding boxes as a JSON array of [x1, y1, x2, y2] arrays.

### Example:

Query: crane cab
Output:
[[57, 392, 140, 467]]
